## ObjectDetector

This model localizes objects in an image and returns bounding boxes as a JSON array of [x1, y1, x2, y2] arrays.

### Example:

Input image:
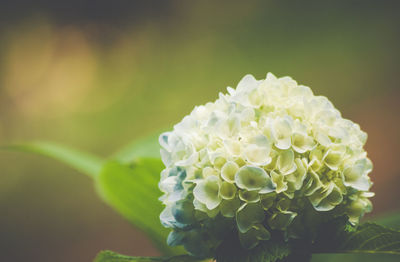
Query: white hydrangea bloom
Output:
[[159, 73, 373, 257]]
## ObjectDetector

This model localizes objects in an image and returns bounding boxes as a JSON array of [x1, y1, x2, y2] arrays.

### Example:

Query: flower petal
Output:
[[271, 171, 287, 193], [239, 190, 260, 203], [272, 117, 293, 150], [277, 149, 296, 175], [292, 133, 316, 153], [193, 175, 222, 210], [235, 165, 273, 191], [238, 224, 271, 249], [221, 161, 239, 183], [236, 203, 265, 233], [171, 200, 195, 225], [268, 210, 297, 230], [220, 198, 241, 218], [260, 193, 276, 210], [219, 181, 237, 200]]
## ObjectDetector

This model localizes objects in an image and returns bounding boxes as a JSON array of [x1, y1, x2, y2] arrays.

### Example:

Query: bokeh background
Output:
[[0, 1, 399, 261]]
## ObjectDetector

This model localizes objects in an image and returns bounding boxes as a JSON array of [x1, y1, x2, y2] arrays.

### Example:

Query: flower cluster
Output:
[[158, 73, 373, 257]]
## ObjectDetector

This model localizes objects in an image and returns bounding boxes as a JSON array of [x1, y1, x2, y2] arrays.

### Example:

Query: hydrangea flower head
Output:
[[158, 73, 373, 257]]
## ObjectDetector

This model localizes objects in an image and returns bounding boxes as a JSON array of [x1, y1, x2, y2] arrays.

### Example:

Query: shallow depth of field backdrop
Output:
[[0, 1, 399, 261]]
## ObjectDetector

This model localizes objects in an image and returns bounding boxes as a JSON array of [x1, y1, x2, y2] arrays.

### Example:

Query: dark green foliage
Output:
[[94, 250, 199, 262], [314, 221, 400, 255], [215, 231, 291, 262]]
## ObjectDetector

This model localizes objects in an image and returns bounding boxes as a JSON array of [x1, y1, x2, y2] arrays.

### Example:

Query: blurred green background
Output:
[[0, 1, 399, 261]]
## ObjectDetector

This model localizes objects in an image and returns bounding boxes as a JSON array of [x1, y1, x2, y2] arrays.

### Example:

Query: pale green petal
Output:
[[277, 149, 296, 175], [227, 115, 241, 136], [343, 159, 371, 191], [346, 197, 372, 225], [238, 224, 271, 249], [260, 193, 276, 210], [223, 139, 241, 157], [208, 148, 226, 168], [346, 175, 370, 191], [272, 117, 293, 150], [244, 144, 272, 166], [286, 158, 307, 191], [236, 203, 265, 233], [258, 179, 277, 194], [291, 84, 313, 97], [276, 198, 291, 211], [238, 230, 259, 249], [309, 149, 324, 172], [239, 190, 260, 203], [248, 88, 264, 107], [310, 148, 323, 161], [292, 133, 316, 153], [309, 182, 343, 211], [207, 208, 220, 218], [236, 74, 258, 92], [265, 149, 279, 170], [303, 170, 323, 196], [235, 165, 272, 191], [324, 151, 342, 170], [244, 135, 272, 165], [193, 198, 220, 218], [319, 184, 343, 208], [315, 131, 331, 147], [275, 137, 292, 150], [252, 224, 271, 240], [283, 191, 294, 199], [193, 175, 222, 210], [253, 134, 271, 148], [268, 210, 297, 230], [202, 166, 218, 177], [364, 158, 373, 173], [221, 161, 239, 183], [213, 156, 227, 169], [193, 198, 208, 213], [323, 147, 345, 171], [219, 181, 237, 200], [271, 171, 287, 193], [220, 197, 241, 218], [308, 184, 331, 208]]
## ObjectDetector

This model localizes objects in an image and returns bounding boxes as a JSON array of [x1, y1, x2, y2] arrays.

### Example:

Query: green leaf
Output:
[[312, 212, 400, 262], [314, 222, 400, 255], [373, 211, 400, 230], [1, 141, 103, 178], [2, 140, 181, 255], [338, 223, 400, 255], [94, 250, 200, 262], [96, 158, 182, 255], [312, 253, 399, 262], [215, 232, 291, 262], [113, 130, 167, 164]]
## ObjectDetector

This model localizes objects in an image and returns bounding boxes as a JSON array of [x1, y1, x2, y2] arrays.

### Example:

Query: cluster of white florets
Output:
[[158, 73, 373, 256]]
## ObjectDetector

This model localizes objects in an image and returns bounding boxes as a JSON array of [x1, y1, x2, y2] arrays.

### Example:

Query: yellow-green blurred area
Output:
[[0, 1, 399, 261]]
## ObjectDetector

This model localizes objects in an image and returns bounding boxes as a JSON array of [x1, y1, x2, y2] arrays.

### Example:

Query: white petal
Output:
[[193, 176, 221, 210], [237, 74, 258, 92], [277, 150, 296, 175], [235, 165, 272, 191], [221, 161, 239, 183]]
